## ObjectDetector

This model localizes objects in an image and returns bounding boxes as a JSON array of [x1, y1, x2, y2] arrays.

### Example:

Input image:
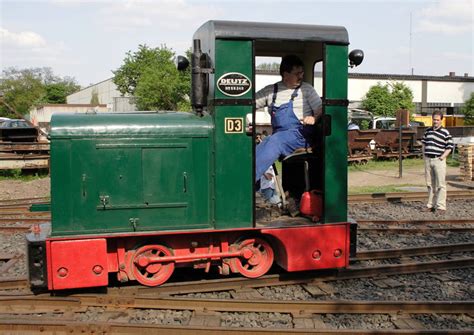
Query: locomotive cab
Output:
[[191, 20, 353, 225]]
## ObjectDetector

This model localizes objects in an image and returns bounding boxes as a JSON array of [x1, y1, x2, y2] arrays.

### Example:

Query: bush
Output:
[[361, 82, 414, 117]]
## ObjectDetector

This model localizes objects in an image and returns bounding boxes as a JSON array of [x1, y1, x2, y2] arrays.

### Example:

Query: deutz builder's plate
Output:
[[217, 72, 252, 97]]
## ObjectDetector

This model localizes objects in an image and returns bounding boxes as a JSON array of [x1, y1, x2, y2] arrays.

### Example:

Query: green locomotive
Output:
[[27, 20, 363, 290]]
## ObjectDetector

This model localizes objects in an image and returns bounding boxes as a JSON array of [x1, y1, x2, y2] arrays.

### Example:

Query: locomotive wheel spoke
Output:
[[131, 244, 175, 287], [232, 238, 274, 278]]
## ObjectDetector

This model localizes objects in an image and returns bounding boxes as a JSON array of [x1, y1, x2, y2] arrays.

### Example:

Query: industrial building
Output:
[[68, 70, 474, 109], [58, 71, 474, 130]]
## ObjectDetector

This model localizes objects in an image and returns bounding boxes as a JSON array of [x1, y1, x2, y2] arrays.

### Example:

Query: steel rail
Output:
[[0, 197, 50, 207], [0, 224, 34, 232], [353, 243, 474, 261], [358, 227, 474, 233], [88, 298, 474, 315], [119, 257, 474, 296], [0, 295, 471, 315], [0, 203, 49, 210], [0, 206, 34, 213], [348, 190, 474, 204], [0, 196, 50, 203], [357, 219, 474, 225], [0, 153, 49, 159], [0, 318, 470, 335], [0, 142, 50, 152], [0, 277, 28, 290], [0, 217, 50, 224], [0, 211, 50, 217]]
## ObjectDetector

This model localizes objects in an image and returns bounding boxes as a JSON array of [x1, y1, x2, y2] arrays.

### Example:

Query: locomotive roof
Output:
[[50, 111, 213, 139], [194, 20, 349, 45]]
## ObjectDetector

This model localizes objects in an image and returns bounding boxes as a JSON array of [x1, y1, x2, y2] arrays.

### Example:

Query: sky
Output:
[[1, 0, 473, 87]]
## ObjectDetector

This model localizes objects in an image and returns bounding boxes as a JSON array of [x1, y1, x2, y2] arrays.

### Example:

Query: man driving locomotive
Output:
[[255, 55, 323, 180]]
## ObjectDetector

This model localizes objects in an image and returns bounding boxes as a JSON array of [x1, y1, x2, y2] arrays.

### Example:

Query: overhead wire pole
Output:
[[398, 109, 402, 178], [409, 12, 413, 75], [400, 13, 414, 179], [399, 116, 403, 178]]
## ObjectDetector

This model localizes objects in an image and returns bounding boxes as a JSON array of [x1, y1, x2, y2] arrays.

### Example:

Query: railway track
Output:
[[0, 197, 49, 204], [2, 242, 472, 292], [1, 234, 473, 334], [0, 190, 472, 210], [0, 250, 471, 332], [1, 221, 473, 234], [0, 293, 471, 333], [348, 190, 474, 204], [2, 219, 473, 233], [357, 219, 474, 233], [0, 196, 472, 333], [1, 200, 473, 230], [0, 315, 470, 334], [0, 142, 50, 170]]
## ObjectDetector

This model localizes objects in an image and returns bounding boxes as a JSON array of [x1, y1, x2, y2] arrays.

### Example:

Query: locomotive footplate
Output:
[[261, 223, 351, 271]]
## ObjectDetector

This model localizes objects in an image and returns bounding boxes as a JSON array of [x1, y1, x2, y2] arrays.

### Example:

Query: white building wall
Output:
[[67, 79, 120, 108], [257, 73, 474, 106], [68, 78, 137, 112], [427, 81, 474, 103]]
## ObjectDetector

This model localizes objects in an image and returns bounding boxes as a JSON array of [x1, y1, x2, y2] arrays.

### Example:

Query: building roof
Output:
[[256, 70, 474, 82], [37, 104, 107, 108], [349, 72, 474, 82]]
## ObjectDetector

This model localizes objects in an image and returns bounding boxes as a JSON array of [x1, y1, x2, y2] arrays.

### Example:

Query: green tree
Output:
[[461, 92, 474, 125], [361, 82, 415, 117], [90, 89, 100, 105], [113, 44, 191, 111], [0, 67, 80, 118], [0, 68, 44, 118], [361, 83, 396, 117], [391, 82, 415, 111], [256, 62, 280, 72], [44, 77, 80, 104]]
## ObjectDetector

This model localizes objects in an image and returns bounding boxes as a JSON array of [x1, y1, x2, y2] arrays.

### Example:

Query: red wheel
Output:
[[231, 238, 274, 278], [132, 244, 174, 286]]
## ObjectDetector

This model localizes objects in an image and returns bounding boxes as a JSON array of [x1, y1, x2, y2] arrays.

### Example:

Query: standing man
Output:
[[255, 55, 322, 180], [421, 111, 453, 213]]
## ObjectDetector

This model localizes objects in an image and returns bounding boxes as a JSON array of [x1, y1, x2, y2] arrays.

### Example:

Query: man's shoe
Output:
[[436, 209, 446, 215], [421, 207, 434, 212]]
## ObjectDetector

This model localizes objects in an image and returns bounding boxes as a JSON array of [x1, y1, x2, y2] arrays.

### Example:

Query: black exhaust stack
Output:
[[191, 39, 210, 116]]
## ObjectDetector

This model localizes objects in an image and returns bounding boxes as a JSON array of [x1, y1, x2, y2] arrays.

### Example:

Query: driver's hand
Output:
[[303, 116, 316, 125]]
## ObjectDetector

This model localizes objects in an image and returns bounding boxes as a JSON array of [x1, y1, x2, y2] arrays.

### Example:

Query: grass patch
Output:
[[274, 154, 458, 175], [446, 155, 459, 167], [348, 155, 459, 172], [348, 157, 424, 172], [0, 169, 49, 181], [348, 184, 424, 195]]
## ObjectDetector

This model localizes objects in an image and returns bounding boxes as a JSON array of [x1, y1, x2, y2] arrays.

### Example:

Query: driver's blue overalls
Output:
[[255, 84, 313, 180]]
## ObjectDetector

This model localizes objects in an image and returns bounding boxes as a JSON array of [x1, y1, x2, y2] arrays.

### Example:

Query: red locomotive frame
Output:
[[43, 223, 350, 290]]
